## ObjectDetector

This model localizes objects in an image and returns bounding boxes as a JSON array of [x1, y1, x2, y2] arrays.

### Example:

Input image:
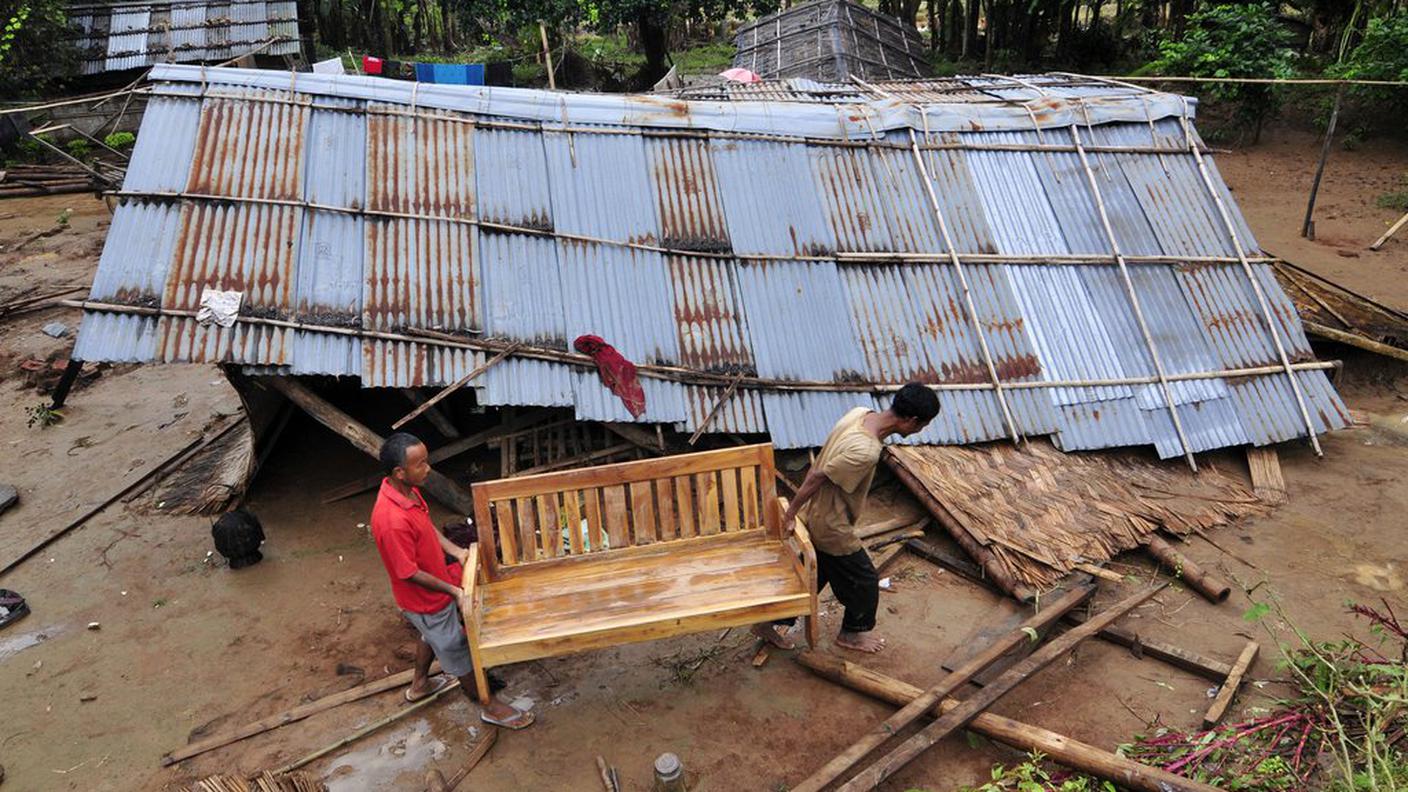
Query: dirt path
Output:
[[0, 129, 1405, 791]]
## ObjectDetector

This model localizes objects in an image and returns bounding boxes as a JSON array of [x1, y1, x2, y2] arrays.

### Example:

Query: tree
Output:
[[0, 0, 75, 99], [1152, 2, 1298, 143]]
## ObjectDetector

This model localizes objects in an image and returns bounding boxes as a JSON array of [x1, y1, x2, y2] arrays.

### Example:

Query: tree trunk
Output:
[[963, 0, 978, 58], [636, 9, 670, 85], [927, 0, 940, 51]]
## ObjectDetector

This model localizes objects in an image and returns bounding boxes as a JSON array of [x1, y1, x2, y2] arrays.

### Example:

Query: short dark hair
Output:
[[380, 432, 424, 475], [891, 383, 940, 423]]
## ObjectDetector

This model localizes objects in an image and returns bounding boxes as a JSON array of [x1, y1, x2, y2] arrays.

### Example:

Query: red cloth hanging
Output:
[[362, 55, 384, 75], [574, 335, 646, 419]]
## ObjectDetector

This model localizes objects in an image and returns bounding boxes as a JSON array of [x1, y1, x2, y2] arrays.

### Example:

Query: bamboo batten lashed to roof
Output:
[[886, 441, 1269, 595]]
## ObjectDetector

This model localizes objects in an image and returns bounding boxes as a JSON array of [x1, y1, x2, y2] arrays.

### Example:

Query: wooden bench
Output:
[[457, 443, 818, 701]]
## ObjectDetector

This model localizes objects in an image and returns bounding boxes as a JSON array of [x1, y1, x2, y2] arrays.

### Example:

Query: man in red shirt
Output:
[[371, 432, 533, 730]]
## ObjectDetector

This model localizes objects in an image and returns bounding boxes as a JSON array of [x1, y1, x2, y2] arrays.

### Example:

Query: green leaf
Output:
[[1243, 602, 1271, 623], [1020, 626, 1040, 643]]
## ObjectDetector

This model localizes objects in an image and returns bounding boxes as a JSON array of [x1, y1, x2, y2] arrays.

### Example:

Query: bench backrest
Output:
[[472, 443, 779, 578]]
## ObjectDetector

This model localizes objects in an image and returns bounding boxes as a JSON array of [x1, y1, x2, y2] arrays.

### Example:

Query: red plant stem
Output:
[[1166, 714, 1303, 774], [1292, 720, 1316, 773]]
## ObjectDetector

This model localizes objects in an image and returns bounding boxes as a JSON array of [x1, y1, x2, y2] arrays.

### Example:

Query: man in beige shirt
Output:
[[756, 383, 940, 653]]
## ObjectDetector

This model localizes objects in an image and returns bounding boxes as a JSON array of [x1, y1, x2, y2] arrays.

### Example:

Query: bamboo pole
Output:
[[1067, 121, 1197, 470], [837, 585, 1166, 791], [797, 652, 1222, 792], [61, 298, 1339, 394], [790, 585, 1095, 792], [906, 127, 1021, 444], [1095, 74, 1408, 87], [273, 680, 459, 774], [1302, 85, 1344, 240], [539, 23, 556, 90], [1370, 210, 1408, 251], [1176, 100, 1323, 457], [1145, 535, 1231, 603], [687, 373, 744, 445], [390, 344, 519, 430], [1303, 320, 1408, 364]]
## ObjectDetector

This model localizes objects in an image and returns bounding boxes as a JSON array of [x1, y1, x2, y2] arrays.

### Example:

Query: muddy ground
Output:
[[0, 127, 1405, 792]]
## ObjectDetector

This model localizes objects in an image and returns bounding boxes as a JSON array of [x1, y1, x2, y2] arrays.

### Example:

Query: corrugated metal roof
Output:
[[67, 0, 300, 76], [74, 66, 1349, 454]]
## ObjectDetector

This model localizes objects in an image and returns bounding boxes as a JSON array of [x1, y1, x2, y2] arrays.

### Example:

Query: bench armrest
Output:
[[784, 518, 817, 588], [458, 542, 483, 638]]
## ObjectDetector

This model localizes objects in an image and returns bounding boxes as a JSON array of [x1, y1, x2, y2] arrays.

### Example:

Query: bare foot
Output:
[[405, 674, 451, 702], [835, 630, 885, 654], [750, 623, 796, 650]]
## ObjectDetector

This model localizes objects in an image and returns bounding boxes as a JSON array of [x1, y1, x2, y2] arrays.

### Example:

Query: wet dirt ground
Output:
[[0, 129, 1405, 791]]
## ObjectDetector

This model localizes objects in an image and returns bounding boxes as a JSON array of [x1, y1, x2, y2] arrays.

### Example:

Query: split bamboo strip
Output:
[[273, 681, 459, 775], [1176, 99, 1323, 456], [61, 298, 1338, 395], [1245, 447, 1287, 505]]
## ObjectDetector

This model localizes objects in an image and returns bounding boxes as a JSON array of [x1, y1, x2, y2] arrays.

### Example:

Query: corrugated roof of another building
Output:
[[73, 65, 1350, 455], [65, 0, 300, 75]]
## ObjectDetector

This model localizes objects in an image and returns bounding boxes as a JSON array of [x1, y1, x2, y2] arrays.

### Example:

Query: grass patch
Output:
[[672, 40, 736, 74]]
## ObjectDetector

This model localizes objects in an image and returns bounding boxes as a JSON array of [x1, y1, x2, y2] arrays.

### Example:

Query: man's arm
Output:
[[408, 569, 463, 600], [780, 466, 828, 534], [434, 524, 471, 566]]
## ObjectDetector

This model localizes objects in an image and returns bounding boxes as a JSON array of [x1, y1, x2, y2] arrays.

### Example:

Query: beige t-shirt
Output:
[[803, 407, 883, 556]]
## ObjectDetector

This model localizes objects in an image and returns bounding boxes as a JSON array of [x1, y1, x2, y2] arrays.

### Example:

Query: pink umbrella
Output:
[[719, 67, 763, 84]]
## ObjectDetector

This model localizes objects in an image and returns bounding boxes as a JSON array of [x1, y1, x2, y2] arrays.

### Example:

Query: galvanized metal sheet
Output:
[[366, 104, 475, 215], [106, 8, 150, 73], [808, 146, 897, 252], [478, 230, 564, 346], [474, 126, 553, 230], [710, 138, 835, 256], [911, 132, 997, 254], [542, 130, 659, 244], [645, 136, 730, 252], [666, 254, 752, 373], [681, 384, 767, 434], [733, 259, 865, 381], [1051, 398, 1152, 452], [188, 90, 308, 200], [73, 311, 160, 363], [90, 199, 183, 303], [761, 391, 872, 449]]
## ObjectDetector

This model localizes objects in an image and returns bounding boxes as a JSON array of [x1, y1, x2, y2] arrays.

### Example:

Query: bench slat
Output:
[[697, 471, 721, 536], [492, 501, 517, 568], [603, 485, 629, 549], [563, 489, 584, 555], [742, 465, 759, 530], [674, 475, 696, 539], [722, 467, 741, 532], [630, 481, 657, 545], [583, 488, 606, 551], [654, 478, 678, 541], [538, 493, 562, 557], [516, 497, 539, 563]]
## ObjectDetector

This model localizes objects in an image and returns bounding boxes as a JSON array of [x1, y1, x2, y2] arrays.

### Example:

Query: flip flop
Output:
[[480, 708, 535, 730], [404, 674, 452, 703]]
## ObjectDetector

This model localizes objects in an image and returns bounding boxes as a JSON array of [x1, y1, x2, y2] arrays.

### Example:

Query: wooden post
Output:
[[263, 377, 477, 515], [1203, 641, 1260, 728], [796, 651, 1221, 792], [48, 358, 84, 409], [1302, 85, 1344, 240], [1145, 535, 1231, 603], [837, 585, 1166, 791], [539, 22, 556, 89], [790, 584, 1094, 792]]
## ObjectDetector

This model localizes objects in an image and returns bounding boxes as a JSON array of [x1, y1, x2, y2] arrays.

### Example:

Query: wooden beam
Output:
[[264, 377, 476, 515], [796, 651, 1221, 792], [1369, 210, 1408, 251], [161, 663, 440, 765], [1303, 320, 1408, 364], [1202, 641, 1260, 728], [789, 584, 1095, 792], [688, 373, 743, 445], [837, 585, 1166, 791]]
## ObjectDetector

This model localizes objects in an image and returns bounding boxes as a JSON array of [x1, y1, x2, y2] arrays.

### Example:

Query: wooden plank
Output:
[[654, 478, 678, 541], [475, 493, 501, 582], [697, 472, 721, 536], [395, 388, 462, 438], [1370, 209, 1408, 250], [538, 493, 562, 558], [721, 467, 741, 533], [741, 465, 760, 529], [790, 585, 1096, 792], [837, 585, 1166, 791], [473, 444, 773, 501], [1202, 641, 1260, 728], [602, 486, 629, 549], [796, 652, 1221, 792], [486, 529, 769, 583], [160, 663, 442, 765], [562, 489, 585, 556], [629, 481, 658, 545], [583, 488, 607, 551], [674, 475, 697, 539]]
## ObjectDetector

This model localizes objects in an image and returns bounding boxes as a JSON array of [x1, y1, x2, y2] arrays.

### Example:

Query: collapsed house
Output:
[[66, 0, 301, 76], [731, 0, 929, 82], [72, 68, 1348, 466]]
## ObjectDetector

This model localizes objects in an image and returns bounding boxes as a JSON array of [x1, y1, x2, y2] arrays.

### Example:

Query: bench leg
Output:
[[806, 605, 819, 649], [473, 663, 491, 704]]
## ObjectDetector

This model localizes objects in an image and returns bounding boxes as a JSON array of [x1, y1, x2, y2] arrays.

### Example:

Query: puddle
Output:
[[323, 719, 448, 792], [0, 627, 54, 661]]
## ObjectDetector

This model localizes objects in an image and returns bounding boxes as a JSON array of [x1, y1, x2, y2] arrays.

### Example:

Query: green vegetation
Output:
[[958, 752, 1115, 791], [0, 0, 76, 98], [25, 402, 62, 428], [102, 132, 135, 150], [63, 138, 90, 162]]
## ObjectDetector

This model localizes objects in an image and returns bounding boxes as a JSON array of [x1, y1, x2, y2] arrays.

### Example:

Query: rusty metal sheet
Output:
[[187, 90, 308, 201], [710, 138, 835, 257], [474, 126, 552, 230], [645, 136, 730, 252]]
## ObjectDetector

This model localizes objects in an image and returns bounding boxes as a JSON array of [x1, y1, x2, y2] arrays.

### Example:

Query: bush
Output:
[[1329, 15, 1408, 121], [1151, 3, 1297, 144], [0, 0, 77, 99], [103, 131, 135, 150], [64, 138, 91, 161]]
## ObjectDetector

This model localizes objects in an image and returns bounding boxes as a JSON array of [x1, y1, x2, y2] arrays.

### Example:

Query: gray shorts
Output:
[[403, 600, 474, 678]]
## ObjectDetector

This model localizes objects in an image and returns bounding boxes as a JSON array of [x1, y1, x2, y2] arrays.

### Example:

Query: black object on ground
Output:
[[0, 588, 30, 630], [212, 508, 265, 569]]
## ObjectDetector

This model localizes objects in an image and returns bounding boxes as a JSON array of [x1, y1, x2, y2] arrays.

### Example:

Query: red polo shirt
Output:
[[370, 479, 462, 614]]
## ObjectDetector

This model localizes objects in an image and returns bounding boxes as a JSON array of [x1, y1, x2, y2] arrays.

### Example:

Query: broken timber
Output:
[[790, 584, 1095, 792], [1145, 535, 1231, 603], [1246, 447, 1287, 505], [797, 651, 1220, 792], [1202, 640, 1260, 728], [390, 344, 518, 431], [263, 377, 476, 515], [837, 585, 1166, 791]]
